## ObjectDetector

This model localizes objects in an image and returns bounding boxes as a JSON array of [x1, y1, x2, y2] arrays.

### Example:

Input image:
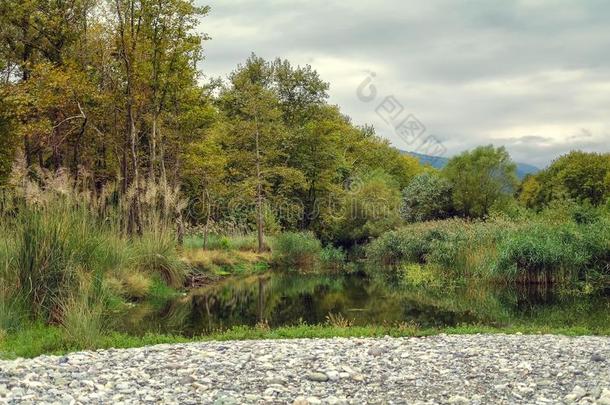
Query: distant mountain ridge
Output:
[[403, 151, 539, 180]]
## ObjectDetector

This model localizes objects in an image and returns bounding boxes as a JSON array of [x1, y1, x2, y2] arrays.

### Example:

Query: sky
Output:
[[196, 0, 610, 168]]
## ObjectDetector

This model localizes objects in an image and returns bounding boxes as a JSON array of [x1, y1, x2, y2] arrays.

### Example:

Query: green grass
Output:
[[365, 213, 610, 284], [2, 322, 608, 359], [182, 232, 347, 275], [270, 231, 322, 269], [183, 234, 260, 252]]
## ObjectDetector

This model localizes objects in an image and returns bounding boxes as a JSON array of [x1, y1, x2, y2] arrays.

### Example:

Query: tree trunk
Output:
[[129, 113, 142, 235], [149, 113, 157, 181], [255, 116, 265, 253], [203, 189, 210, 250]]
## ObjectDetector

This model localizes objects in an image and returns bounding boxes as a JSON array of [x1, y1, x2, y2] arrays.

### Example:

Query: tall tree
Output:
[[443, 145, 518, 218], [219, 56, 304, 252]]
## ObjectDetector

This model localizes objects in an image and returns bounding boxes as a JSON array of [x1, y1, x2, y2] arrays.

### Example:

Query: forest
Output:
[[1, 0, 610, 356]]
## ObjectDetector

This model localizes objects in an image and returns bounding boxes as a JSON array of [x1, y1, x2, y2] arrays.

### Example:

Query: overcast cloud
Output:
[[197, 0, 610, 168]]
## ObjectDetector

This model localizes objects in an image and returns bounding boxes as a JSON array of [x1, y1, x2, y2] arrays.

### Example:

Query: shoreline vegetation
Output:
[[1, 155, 610, 359], [3, 323, 610, 360]]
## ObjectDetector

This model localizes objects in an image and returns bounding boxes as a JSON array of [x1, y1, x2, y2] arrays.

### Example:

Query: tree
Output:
[[443, 145, 518, 218], [400, 171, 452, 222], [271, 58, 329, 127], [181, 118, 227, 248], [219, 55, 305, 252], [140, 0, 209, 181], [518, 175, 542, 209], [524, 151, 610, 208], [335, 170, 402, 245]]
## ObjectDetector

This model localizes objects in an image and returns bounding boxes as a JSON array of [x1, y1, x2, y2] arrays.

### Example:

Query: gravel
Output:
[[1, 334, 609, 404]]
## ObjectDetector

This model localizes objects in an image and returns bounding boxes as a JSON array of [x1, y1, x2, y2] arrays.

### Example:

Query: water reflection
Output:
[[119, 273, 610, 336]]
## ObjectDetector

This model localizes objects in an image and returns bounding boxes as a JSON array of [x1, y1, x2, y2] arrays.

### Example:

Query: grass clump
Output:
[[131, 230, 186, 288], [60, 291, 107, 349], [184, 233, 259, 252], [271, 231, 322, 269], [182, 249, 270, 276]]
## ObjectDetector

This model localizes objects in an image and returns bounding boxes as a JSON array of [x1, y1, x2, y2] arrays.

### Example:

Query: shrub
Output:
[[319, 246, 346, 271], [366, 218, 521, 279], [271, 231, 322, 269], [366, 220, 467, 266], [402, 264, 439, 286]]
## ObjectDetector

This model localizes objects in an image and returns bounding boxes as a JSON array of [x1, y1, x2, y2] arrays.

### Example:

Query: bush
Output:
[[271, 231, 322, 269], [366, 218, 520, 280], [319, 246, 346, 271]]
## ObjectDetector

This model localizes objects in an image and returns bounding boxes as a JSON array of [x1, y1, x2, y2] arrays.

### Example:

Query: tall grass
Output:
[[184, 233, 260, 251], [271, 231, 322, 269], [0, 163, 186, 338], [366, 213, 610, 285], [493, 219, 610, 283]]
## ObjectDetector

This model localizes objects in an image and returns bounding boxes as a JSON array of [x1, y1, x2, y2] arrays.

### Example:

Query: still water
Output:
[[119, 273, 610, 336]]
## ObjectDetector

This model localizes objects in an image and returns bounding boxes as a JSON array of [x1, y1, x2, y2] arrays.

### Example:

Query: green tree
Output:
[[443, 145, 518, 218], [518, 175, 542, 209], [400, 171, 452, 222], [335, 170, 402, 245], [219, 55, 305, 252], [529, 151, 610, 207]]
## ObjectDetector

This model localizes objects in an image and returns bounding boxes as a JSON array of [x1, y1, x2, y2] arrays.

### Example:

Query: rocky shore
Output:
[[1, 334, 609, 404]]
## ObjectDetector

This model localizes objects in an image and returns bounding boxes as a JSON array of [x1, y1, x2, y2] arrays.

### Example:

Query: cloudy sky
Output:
[[197, 0, 610, 168]]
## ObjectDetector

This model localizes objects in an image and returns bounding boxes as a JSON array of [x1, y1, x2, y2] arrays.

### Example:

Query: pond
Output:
[[118, 273, 610, 336]]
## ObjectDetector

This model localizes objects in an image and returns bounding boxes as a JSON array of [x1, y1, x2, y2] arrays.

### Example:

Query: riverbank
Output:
[[2, 322, 610, 360], [1, 334, 609, 404]]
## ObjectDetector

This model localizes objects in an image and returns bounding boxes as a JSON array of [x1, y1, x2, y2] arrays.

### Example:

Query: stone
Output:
[[566, 386, 587, 402], [591, 354, 606, 363], [597, 390, 610, 405], [306, 372, 329, 382], [447, 395, 469, 404], [368, 347, 385, 356], [292, 396, 308, 405], [326, 370, 340, 381]]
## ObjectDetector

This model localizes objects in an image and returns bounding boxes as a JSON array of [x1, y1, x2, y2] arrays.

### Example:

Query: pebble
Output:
[[0, 335, 609, 404], [306, 372, 329, 382]]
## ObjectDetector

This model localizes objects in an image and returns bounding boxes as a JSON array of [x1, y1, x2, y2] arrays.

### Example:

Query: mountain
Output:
[[403, 151, 539, 180]]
